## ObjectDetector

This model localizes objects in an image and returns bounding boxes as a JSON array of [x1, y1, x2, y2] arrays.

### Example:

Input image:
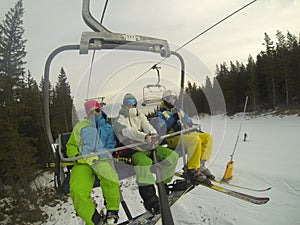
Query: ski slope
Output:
[[39, 114, 300, 225]]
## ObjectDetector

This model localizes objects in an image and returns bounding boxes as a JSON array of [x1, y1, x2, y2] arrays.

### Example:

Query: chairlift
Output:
[[85, 96, 106, 106], [141, 65, 166, 106], [43, 1, 186, 224]]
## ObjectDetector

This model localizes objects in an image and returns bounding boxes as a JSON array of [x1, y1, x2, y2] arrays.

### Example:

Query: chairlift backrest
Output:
[[59, 132, 71, 158]]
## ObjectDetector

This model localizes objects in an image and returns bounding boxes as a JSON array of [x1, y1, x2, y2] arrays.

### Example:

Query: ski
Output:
[[118, 210, 164, 225], [175, 172, 271, 192], [118, 182, 195, 225], [118, 211, 157, 225], [212, 178, 272, 192], [207, 183, 270, 205], [175, 172, 270, 205], [118, 174, 270, 225]]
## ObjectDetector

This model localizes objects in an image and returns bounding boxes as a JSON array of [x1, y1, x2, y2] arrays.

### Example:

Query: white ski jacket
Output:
[[116, 107, 157, 143]]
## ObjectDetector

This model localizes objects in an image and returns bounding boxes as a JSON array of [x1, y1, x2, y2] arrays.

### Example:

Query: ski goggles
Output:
[[89, 107, 101, 115], [124, 98, 137, 107]]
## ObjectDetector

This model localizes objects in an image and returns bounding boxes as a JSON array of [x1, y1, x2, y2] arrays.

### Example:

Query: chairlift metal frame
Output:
[[43, 1, 186, 224], [43, 0, 185, 150]]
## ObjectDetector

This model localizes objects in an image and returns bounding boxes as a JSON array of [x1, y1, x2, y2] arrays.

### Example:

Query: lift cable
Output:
[[86, 0, 109, 99], [132, 0, 258, 84], [100, 0, 109, 24], [101, 0, 258, 104], [175, 0, 257, 53]]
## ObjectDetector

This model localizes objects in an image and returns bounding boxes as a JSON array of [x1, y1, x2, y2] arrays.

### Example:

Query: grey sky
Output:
[[1, 0, 300, 109]]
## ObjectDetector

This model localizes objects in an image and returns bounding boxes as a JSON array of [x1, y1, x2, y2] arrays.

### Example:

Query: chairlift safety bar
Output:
[[58, 126, 200, 162]]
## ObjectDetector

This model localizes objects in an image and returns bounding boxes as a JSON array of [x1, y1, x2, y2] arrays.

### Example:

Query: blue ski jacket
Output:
[[67, 111, 116, 162], [156, 102, 193, 134]]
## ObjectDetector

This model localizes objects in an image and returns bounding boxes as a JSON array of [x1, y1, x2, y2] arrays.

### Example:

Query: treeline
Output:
[[185, 31, 300, 115], [0, 1, 76, 222]]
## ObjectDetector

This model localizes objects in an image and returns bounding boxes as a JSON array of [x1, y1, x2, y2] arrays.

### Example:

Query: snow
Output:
[[39, 114, 300, 225]]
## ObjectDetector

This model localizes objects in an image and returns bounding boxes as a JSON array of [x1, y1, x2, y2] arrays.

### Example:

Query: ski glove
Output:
[[145, 133, 160, 146], [173, 120, 183, 132], [76, 155, 99, 165]]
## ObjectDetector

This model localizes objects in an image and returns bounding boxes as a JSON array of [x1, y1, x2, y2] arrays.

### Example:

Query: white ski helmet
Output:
[[162, 90, 177, 103]]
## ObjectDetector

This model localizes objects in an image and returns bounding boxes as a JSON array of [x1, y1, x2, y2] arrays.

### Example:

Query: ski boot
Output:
[[105, 210, 119, 225], [201, 168, 215, 180], [92, 209, 104, 225], [186, 168, 211, 186], [200, 160, 215, 180], [138, 184, 160, 215]]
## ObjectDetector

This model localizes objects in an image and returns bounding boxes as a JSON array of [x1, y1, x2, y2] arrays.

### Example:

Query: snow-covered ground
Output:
[[39, 114, 300, 225]]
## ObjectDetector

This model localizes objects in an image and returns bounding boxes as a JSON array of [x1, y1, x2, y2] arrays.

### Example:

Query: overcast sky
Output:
[[1, 0, 299, 110]]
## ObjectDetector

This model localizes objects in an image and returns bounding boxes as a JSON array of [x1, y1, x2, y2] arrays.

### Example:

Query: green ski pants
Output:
[[69, 161, 120, 225], [131, 145, 179, 184]]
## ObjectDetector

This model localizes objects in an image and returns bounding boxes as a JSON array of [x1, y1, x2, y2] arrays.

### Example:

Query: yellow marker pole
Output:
[[222, 96, 248, 182]]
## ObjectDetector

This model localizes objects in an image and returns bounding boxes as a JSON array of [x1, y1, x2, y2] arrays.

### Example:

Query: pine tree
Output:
[[0, 0, 26, 103], [212, 76, 226, 114], [0, 1, 42, 217], [51, 67, 75, 138], [202, 76, 213, 114], [274, 30, 289, 106], [18, 70, 52, 167], [246, 55, 259, 111], [262, 32, 276, 108], [184, 81, 200, 116], [286, 32, 300, 106], [0, 0, 30, 188], [216, 62, 237, 113]]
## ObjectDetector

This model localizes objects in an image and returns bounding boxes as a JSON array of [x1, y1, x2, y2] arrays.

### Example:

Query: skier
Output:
[[66, 100, 120, 225], [114, 93, 179, 215], [156, 90, 215, 185], [243, 133, 248, 142]]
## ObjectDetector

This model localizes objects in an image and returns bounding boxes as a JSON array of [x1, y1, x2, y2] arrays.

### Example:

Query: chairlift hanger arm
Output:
[[153, 65, 161, 86], [80, 0, 170, 57], [145, 65, 161, 88], [43, 45, 80, 156], [82, 0, 110, 32]]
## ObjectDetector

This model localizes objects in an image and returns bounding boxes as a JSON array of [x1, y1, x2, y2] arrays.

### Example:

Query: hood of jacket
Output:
[[119, 105, 140, 118]]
